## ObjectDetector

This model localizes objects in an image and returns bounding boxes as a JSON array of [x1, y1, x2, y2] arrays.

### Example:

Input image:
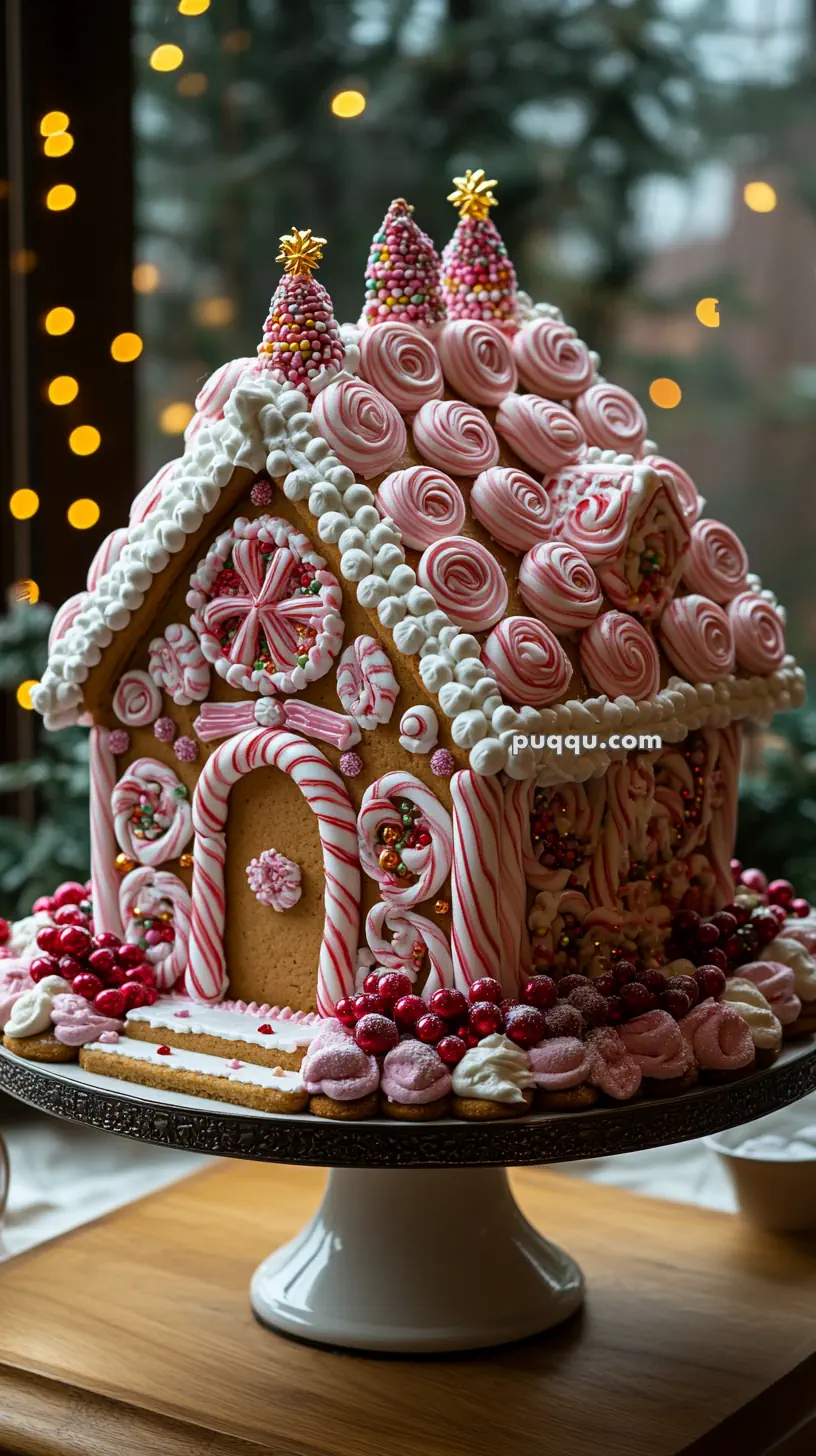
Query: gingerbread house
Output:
[[30, 176, 804, 1036]]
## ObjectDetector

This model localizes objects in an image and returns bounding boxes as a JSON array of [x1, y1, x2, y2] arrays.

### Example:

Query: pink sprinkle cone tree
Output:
[[258, 227, 345, 393], [363, 197, 445, 327], [441, 168, 518, 329]]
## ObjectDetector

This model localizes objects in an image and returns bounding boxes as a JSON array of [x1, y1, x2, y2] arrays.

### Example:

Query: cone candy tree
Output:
[[441, 168, 518, 329], [363, 197, 445, 328], [258, 227, 345, 393]]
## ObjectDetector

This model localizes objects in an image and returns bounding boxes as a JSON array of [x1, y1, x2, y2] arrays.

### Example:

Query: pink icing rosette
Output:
[[573, 381, 647, 455], [113, 670, 162, 728], [311, 376, 407, 479], [586, 1027, 642, 1101], [683, 519, 749, 604], [417, 535, 508, 632], [580, 611, 660, 700], [618, 1009, 693, 1079], [728, 591, 786, 675], [412, 399, 500, 476], [512, 317, 594, 399], [51, 993, 124, 1047], [495, 394, 586, 474], [528, 1037, 596, 1090], [660, 594, 735, 683], [558, 483, 632, 563], [642, 453, 701, 526], [481, 616, 572, 707], [677, 998, 755, 1072], [301, 1025, 380, 1101], [381, 1041, 452, 1105], [470, 467, 554, 555], [519, 541, 602, 634], [436, 320, 518, 406], [376, 466, 466, 550], [740, 962, 802, 1026], [358, 323, 444, 413]]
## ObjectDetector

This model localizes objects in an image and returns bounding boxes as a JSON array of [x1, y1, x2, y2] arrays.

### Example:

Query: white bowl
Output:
[[705, 1103, 816, 1233]]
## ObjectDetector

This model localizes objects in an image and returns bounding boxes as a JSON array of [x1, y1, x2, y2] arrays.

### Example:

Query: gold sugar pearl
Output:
[[378, 848, 400, 872], [381, 825, 400, 846], [434, 899, 450, 916], [180, 852, 194, 869], [115, 853, 135, 874]]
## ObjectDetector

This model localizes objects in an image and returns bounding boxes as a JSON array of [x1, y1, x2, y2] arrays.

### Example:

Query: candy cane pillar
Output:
[[89, 727, 123, 936]]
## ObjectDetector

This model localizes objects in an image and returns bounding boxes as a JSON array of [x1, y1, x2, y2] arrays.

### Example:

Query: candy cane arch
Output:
[[366, 902, 453, 997], [90, 727, 123, 936], [450, 771, 528, 995], [186, 728, 360, 1010], [119, 866, 192, 990]]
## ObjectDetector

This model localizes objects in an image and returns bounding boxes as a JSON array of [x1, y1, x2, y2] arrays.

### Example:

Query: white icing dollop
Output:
[[398, 706, 439, 754], [761, 937, 816, 1001], [3, 978, 69, 1038], [451, 1033, 535, 1104]]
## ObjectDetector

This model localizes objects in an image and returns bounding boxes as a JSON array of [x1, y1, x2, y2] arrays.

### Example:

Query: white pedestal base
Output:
[[250, 1166, 583, 1353]]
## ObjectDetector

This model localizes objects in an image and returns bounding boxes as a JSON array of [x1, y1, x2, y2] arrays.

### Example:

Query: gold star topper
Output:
[[447, 168, 499, 221], [276, 226, 327, 277]]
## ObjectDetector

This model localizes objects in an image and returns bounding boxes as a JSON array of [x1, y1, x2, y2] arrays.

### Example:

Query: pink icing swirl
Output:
[[642, 454, 701, 526], [376, 466, 466, 550], [417, 535, 508, 632], [678, 998, 755, 1072], [311, 377, 407, 479], [51, 993, 124, 1047], [495, 394, 586, 474], [519, 541, 602, 633], [586, 1027, 642, 1101], [512, 318, 594, 399], [470, 467, 554, 556], [580, 611, 660, 700], [358, 323, 444, 412], [559, 484, 631, 563], [412, 399, 500, 476], [660, 594, 735, 683], [528, 1037, 596, 1091], [574, 381, 647, 455], [301, 1019, 380, 1101], [481, 616, 573, 707], [728, 591, 786, 674], [113, 670, 162, 728], [740, 962, 802, 1026], [683, 519, 749, 603], [618, 1009, 693, 1079], [381, 1041, 452, 1105], [436, 321, 518, 406]]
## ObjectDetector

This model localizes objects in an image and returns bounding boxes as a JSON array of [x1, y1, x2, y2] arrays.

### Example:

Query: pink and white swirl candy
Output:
[[113, 757, 193, 867], [495, 394, 586, 474], [436, 321, 518, 406], [729, 591, 786, 674], [358, 323, 444, 413], [376, 466, 466, 550], [559, 484, 632, 562], [366, 902, 453, 997], [119, 866, 192, 991], [417, 535, 508, 632], [398, 706, 439, 754], [86, 528, 128, 591], [358, 772, 453, 909], [660, 594, 735, 683], [470, 467, 554, 555], [581, 611, 660, 700], [683, 519, 749, 603], [643, 453, 701, 526], [574, 381, 647, 455], [481, 616, 572, 707], [185, 357, 259, 443], [148, 623, 211, 706], [411, 399, 499, 476], [311, 376, 407, 479], [48, 591, 88, 651], [335, 635, 399, 729], [113, 670, 162, 728], [512, 317, 594, 399], [129, 458, 179, 525], [519, 541, 602, 633]]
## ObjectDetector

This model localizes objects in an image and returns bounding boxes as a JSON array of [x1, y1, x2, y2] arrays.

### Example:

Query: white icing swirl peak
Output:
[[481, 616, 572, 707], [437, 320, 518, 405], [358, 323, 444, 412], [470, 467, 554, 555], [412, 399, 500, 476], [660, 594, 735, 682], [574, 381, 647, 455], [451, 1033, 535, 1104], [684, 519, 749, 603], [512, 317, 594, 399], [418, 535, 508, 632], [581, 611, 660, 699], [311, 376, 407, 479], [495, 394, 586, 474], [729, 590, 786, 674], [519, 541, 602, 633], [376, 466, 466, 550]]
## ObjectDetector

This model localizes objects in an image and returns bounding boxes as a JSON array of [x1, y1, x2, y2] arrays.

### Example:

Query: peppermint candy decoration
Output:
[[519, 541, 602, 633], [512, 317, 593, 399], [358, 323, 444, 412], [398, 705, 439, 754], [86, 528, 128, 591], [376, 466, 466, 550], [417, 535, 508, 633], [149, 623, 210, 706], [358, 772, 453, 909], [311, 376, 407, 479], [113, 758, 193, 867], [49, 592, 88, 652], [559, 484, 631, 562], [436, 320, 518, 406], [660, 594, 735, 683], [188, 514, 343, 696], [574, 381, 647, 455], [495, 394, 586, 474], [470, 467, 554, 556], [683, 519, 749, 604], [729, 591, 786, 675], [412, 399, 500, 476], [336, 635, 399, 730], [481, 616, 572, 707], [581, 611, 660, 700], [113, 670, 162, 728], [118, 866, 192, 991], [366, 901, 453, 998]]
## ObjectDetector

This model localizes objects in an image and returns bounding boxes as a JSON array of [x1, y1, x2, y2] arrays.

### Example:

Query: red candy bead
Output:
[[523, 975, 558, 1010], [117, 943, 147, 968], [671, 974, 700, 1008], [592, 973, 617, 998], [694, 965, 727, 1000], [352, 991, 385, 1020], [468, 977, 503, 1005], [94, 988, 126, 1017], [53, 881, 87, 908], [53, 905, 86, 927], [32, 896, 54, 914], [121, 981, 150, 1010], [709, 911, 737, 938], [362, 970, 382, 994], [696, 922, 720, 949], [765, 903, 787, 929], [156, 1044, 171, 1054], [36, 926, 61, 954], [29, 955, 58, 983], [504, 1004, 546, 1048], [123, 963, 156, 986], [393, 994, 426, 1030], [58, 954, 84, 980], [767, 879, 795, 907], [257, 1023, 274, 1034], [469, 1000, 504, 1037], [660, 987, 692, 1019], [751, 910, 780, 945], [415, 1012, 446, 1045], [88, 947, 116, 975], [558, 973, 590, 997], [672, 910, 700, 937], [790, 898, 811, 918], [57, 925, 91, 958], [71, 972, 104, 1000], [634, 969, 667, 993], [437, 1034, 467, 1066], [703, 947, 728, 973], [94, 931, 122, 949], [0, 918, 8, 946], [612, 960, 638, 987], [428, 987, 468, 1022], [377, 971, 413, 1006], [334, 996, 357, 1028], [604, 995, 625, 1025], [619, 982, 658, 1015], [354, 1013, 399, 1055], [740, 867, 767, 895], [730, 858, 743, 879], [143, 986, 159, 1005]]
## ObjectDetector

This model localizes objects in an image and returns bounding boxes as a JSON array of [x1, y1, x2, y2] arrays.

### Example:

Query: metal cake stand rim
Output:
[[2, 1038, 815, 1169]]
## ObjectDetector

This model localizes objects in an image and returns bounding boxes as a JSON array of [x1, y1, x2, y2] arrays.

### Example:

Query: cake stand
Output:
[[2, 1040, 815, 1353]]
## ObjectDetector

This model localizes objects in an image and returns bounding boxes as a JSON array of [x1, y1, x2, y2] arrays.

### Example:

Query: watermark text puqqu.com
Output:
[[511, 732, 663, 756]]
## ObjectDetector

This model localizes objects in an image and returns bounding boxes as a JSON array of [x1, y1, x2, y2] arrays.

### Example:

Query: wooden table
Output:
[[0, 1161, 814, 1456]]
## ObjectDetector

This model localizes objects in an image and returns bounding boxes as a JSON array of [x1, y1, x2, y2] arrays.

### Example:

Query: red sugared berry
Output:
[[257, 1023, 273, 1034], [469, 1000, 504, 1037], [768, 879, 795, 907], [709, 911, 737, 938], [437, 1034, 467, 1066], [362, 970, 382, 994], [558, 973, 590, 997], [352, 991, 385, 1020], [696, 922, 720, 949], [334, 996, 357, 1027], [354, 1013, 399, 1055], [123, 963, 156, 986], [790, 898, 811, 918], [103, 965, 128, 985], [568, 986, 608, 1026], [71, 972, 104, 1000], [121, 981, 150, 1010], [117, 943, 146, 968], [53, 881, 87, 908], [620, 982, 658, 1015], [740, 867, 767, 894], [703, 947, 728, 973], [751, 910, 780, 945], [94, 988, 126, 1018], [612, 960, 638, 987], [88, 947, 116, 975], [660, 987, 692, 1019], [672, 909, 700, 938], [604, 995, 625, 1024], [730, 858, 743, 879], [58, 954, 84, 980], [53, 905, 86, 927], [393, 994, 426, 1030], [725, 902, 751, 926], [543, 1004, 585, 1039], [695, 965, 727, 1000], [670, 974, 700, 1007], [592, 973, 618, 998], [36, 926, 60, 954], [415, 1012, 446, 1044], [94, 931, 122, 949], [32, 896, 55, 914], [522, 975, 558, 1010], [377, 971, 413, 1006], [468, 977, 503, 1005], [156, 1044, 171, 1054], [634, 969, 667, 993], [766, 903, 787, 929], [428, 987, 468, 1021], [57, 925, 91, 958], [504, 1004, 546, 1048], [29, 955, 58, 983]]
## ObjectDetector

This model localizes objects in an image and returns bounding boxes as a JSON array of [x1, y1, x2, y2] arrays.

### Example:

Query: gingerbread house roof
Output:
[[32, 292, 804, 785]]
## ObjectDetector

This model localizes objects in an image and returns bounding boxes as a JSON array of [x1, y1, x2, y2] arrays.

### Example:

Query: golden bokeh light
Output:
[[47, 374, 79, 405], [46, 183, 77, 211], [44, 131, 74, 157], [16, 680, 38, 710], [177, 71, 208, 97], [222, 28, 252, 53], [10, 249, 36, 274], [150, 44, 184, 72], [69, 425, 101, 456], [193, 295, 234, 327], [67, 498, 101, 529], [649, 377, 682, 410], [330, 89, 366, 118], [178, 0, 210, 11], [9, 489, 39, 520], [744, 181, 777, 214], [695, 297, 720, 328], [110, 331, 143, 362], [39, 110, 69, 137], [13, 579, 40, 605], [133, 262, 160, 293], [159, 401, 194, 435], [44, 306, 75, 335]]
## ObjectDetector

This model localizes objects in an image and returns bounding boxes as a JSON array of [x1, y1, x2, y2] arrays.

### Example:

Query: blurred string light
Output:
[[13, 579, 40, 605], [649, 377, 682, 409], [67, 498, 100, 529], [178, 72, 208, 96], [44, 306, 74, 334], [331, 90, 366, 118], [178, 0, 210, 11], [150, 44, 184, 72], [69, 425, 101, 456], [46, 183, 77, 212], [9, 489, 39, 520], [39, 110, 69, 136], [222, 29, 252, 53], [744, 181, 777, 213], [193, 295, 234, 326], [16, 680, 38, 710], [47, 375, 79, 405], [44, 132, 74, 157], [133, 262, 160, 293], [695, 298, 719, 328], [10, 249, 36, 274], [111, 331, 143, 362], [159, 401, 194, 434]]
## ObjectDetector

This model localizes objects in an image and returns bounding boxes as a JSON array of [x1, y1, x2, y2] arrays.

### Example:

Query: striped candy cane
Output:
[[90, 727, 123, 936], [365, 902, 453, 997], [450, 772, 505, 993], [119, 867, 192, 990], [186, 728, 360, 1011]]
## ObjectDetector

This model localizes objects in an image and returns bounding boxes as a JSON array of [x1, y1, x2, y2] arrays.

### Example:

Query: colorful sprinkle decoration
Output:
[[257, 226, 345, 393], [441, 170, 518, 328], [363, 197, 445, 328]]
